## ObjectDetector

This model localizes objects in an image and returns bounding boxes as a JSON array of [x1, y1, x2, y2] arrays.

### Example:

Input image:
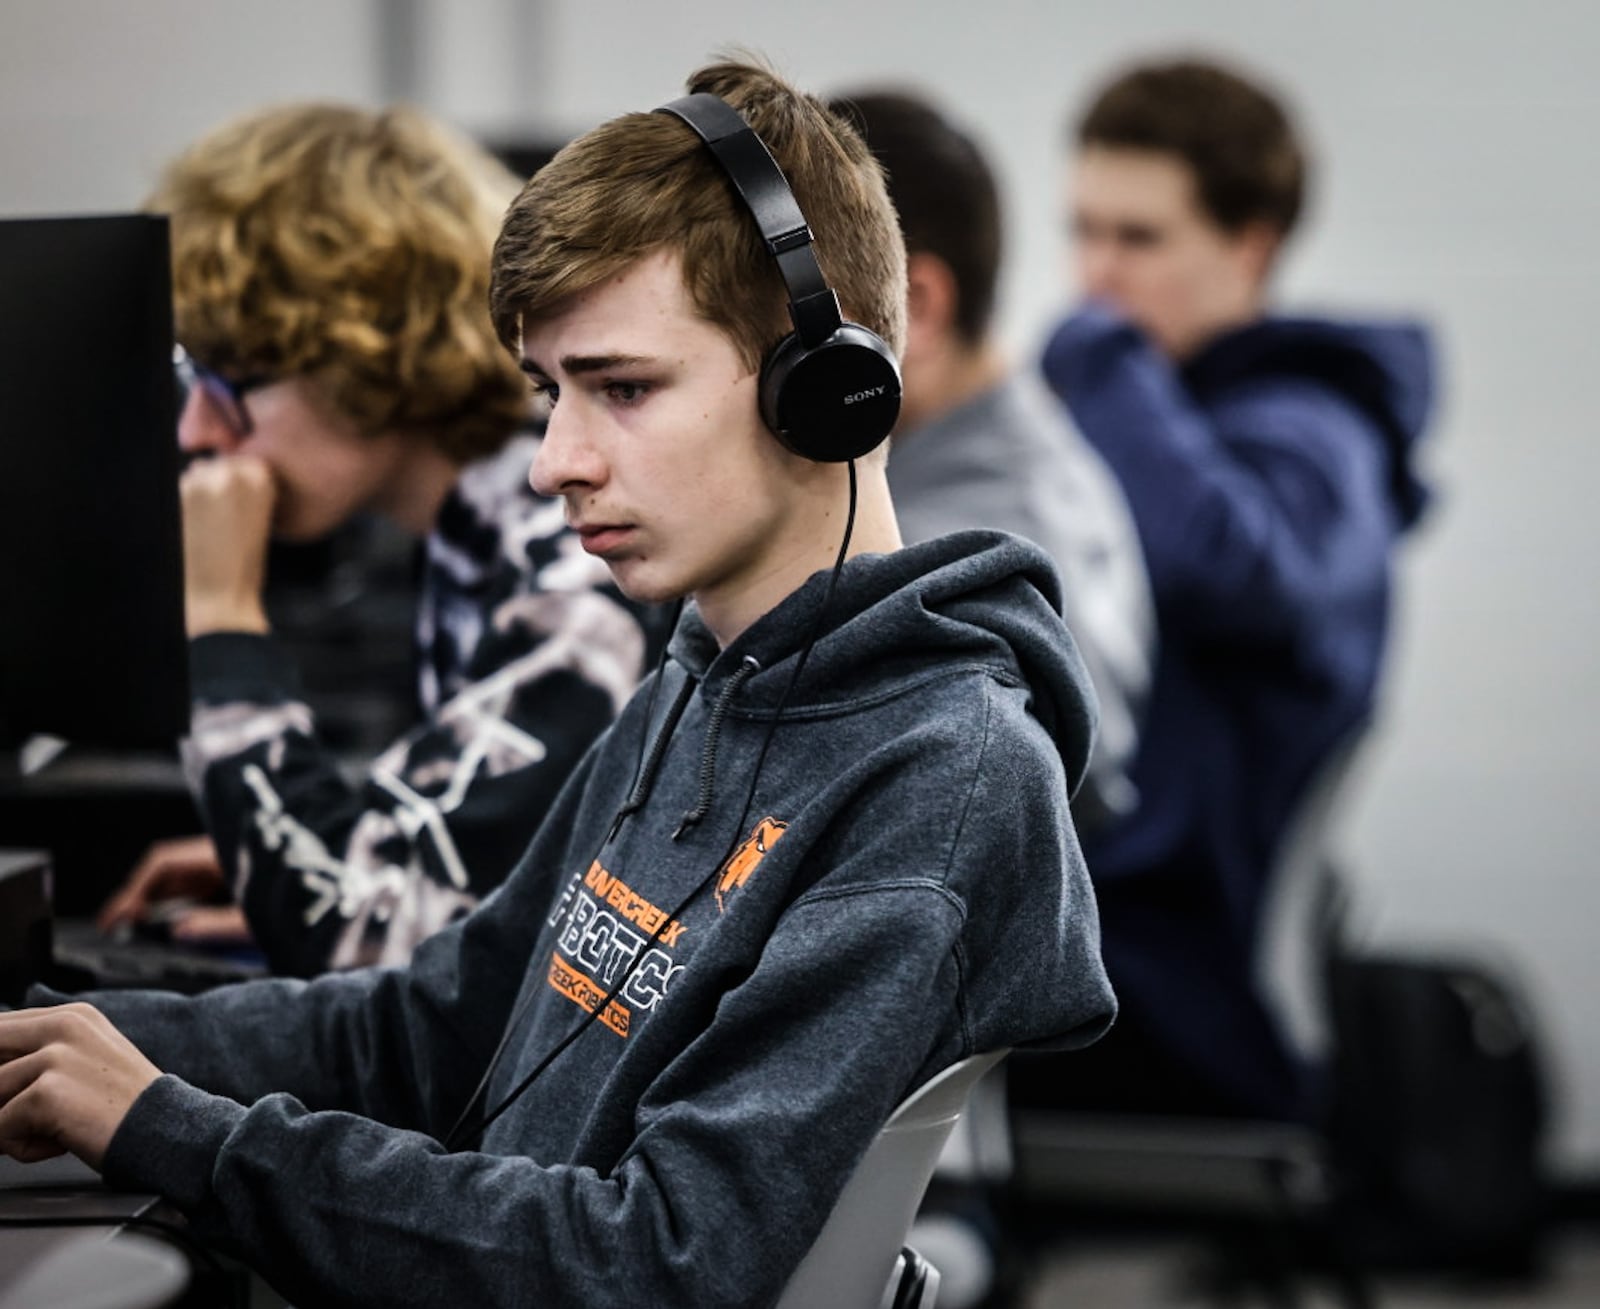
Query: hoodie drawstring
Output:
[[673, 655, 760, 840], [606, 672, 698, 844]]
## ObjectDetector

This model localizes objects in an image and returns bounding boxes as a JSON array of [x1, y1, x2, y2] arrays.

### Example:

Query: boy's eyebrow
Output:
[[519, 353, 654, 378]]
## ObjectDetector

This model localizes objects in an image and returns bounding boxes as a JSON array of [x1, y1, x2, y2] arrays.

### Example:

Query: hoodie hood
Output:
[[1182, 315, 1435, 530], [665, 529, 1098, 800]]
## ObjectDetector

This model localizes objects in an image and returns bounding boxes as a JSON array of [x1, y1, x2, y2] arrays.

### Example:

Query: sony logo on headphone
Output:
[[842, 385, 888, 406]]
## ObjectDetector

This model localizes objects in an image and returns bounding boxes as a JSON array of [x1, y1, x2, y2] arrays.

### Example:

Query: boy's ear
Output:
[[904, 252, 958, 358], [1232, 220, 1284, 288]]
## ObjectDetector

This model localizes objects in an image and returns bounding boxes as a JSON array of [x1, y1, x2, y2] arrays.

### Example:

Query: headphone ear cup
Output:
[[760, 324, 902, 462]]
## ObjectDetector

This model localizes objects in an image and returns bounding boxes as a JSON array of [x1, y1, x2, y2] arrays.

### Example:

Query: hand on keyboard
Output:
[[168, 905, 254, 947], [0, 1002, 160, 1169], [95, 835, 228, 936]]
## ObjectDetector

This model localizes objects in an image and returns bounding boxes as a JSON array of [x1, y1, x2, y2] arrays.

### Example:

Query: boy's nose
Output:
[[176, 387, 243, 456], [529, 402, 606, 498]]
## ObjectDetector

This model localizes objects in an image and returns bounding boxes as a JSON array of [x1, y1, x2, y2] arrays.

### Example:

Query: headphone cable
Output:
[[444, 461, 859, 1150], [439, 598, 683, 1152]]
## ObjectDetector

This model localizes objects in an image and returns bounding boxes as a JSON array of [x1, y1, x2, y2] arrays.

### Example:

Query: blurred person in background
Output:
[[829, 87, 1153, 833], [826, 85, 1155, 1309], [1016, 54, 1435, 1130], [97, 102, 666, 975]]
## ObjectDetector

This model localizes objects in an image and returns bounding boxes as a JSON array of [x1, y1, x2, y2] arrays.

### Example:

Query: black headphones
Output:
[[656, 92, 901, 463]]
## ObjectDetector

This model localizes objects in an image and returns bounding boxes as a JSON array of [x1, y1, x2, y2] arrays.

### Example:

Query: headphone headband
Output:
[[653, 91, 901, 462], [656, 94, 842, 348]]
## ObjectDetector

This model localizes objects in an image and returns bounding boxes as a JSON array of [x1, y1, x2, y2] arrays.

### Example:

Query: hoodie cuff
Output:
[[189, 632, 304, 707], [101, 1074, 244, 1212]]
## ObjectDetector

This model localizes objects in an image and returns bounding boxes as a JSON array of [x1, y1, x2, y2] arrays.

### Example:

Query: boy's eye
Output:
[[530, 380, 559, 404], [606, 381, 648, 404]]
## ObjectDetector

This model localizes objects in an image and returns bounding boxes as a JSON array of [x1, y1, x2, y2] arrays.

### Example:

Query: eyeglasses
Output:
[[172, 343, 272, 437]]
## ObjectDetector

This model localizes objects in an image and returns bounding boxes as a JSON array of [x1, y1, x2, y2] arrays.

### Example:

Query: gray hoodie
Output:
[[72, 530, 1113, 1308]]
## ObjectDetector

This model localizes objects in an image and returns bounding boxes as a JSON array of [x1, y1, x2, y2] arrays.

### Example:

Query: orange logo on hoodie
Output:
[[715, 817, 788, 912]]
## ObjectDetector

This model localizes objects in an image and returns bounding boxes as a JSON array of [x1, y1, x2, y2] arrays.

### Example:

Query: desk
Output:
[[0, 1155, 190, 1309]]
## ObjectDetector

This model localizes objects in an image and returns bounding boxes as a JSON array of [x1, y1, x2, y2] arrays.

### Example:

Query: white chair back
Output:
[[1255, 723, 1374, 1063], [774, 1050, 1007, 1309]]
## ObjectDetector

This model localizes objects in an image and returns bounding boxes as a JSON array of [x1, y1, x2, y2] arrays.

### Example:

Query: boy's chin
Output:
[[610, 569, 687, 607]]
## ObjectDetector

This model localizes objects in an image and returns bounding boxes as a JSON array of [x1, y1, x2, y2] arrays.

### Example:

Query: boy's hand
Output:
[[96, 835, 228, 935], [0, 1004, 160, 1169], [181, 454, 276, 636], [170, 904, 254, 947]]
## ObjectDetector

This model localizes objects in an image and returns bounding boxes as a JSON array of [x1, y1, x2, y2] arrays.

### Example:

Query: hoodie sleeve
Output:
[[183, 574, 657, 978], [1042, 309, 1401, 648], [43, 794, 583, 1132], [95, 880, 969, 1309]]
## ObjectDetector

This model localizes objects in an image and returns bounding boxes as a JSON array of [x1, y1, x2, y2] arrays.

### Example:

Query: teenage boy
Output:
[[1019, 56, 1435, 1124], [92, 103, 664, 975], [0, 61, 1113, 1308], [830, 87, 1152, 831]]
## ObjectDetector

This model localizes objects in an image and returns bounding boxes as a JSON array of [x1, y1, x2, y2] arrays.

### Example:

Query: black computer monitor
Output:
[[0, 214, 189, 751]]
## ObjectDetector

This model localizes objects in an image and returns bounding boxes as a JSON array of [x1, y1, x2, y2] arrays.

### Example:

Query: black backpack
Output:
[[1326, 945, 1550, 1277]]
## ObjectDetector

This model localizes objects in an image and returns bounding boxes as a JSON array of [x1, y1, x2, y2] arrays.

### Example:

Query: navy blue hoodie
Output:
[[1042, 305, 1434, 1120], [59, 531, 1113, 1308]]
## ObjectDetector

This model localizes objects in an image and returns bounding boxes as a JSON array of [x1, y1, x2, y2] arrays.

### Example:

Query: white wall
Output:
[[0, 1, 387, 212], [4, 0, 1597, 1170]]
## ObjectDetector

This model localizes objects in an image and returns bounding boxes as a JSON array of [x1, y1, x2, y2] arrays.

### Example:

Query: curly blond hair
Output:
[[149, 101, 529, 464]]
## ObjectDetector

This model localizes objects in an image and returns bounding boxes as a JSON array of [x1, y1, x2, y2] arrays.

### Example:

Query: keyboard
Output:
[[50, 918, 266, 994]]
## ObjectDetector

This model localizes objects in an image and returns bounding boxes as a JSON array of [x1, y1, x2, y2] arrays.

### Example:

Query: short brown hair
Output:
[[829, 89, 1001, 345], [1076, 57, 1307, 238], [490, 58, 907, 373], [148, 102, 530, 464]]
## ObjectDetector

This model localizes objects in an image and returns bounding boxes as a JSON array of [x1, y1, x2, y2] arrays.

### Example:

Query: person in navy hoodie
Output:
[[1014, 55, 1435, 1127]]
